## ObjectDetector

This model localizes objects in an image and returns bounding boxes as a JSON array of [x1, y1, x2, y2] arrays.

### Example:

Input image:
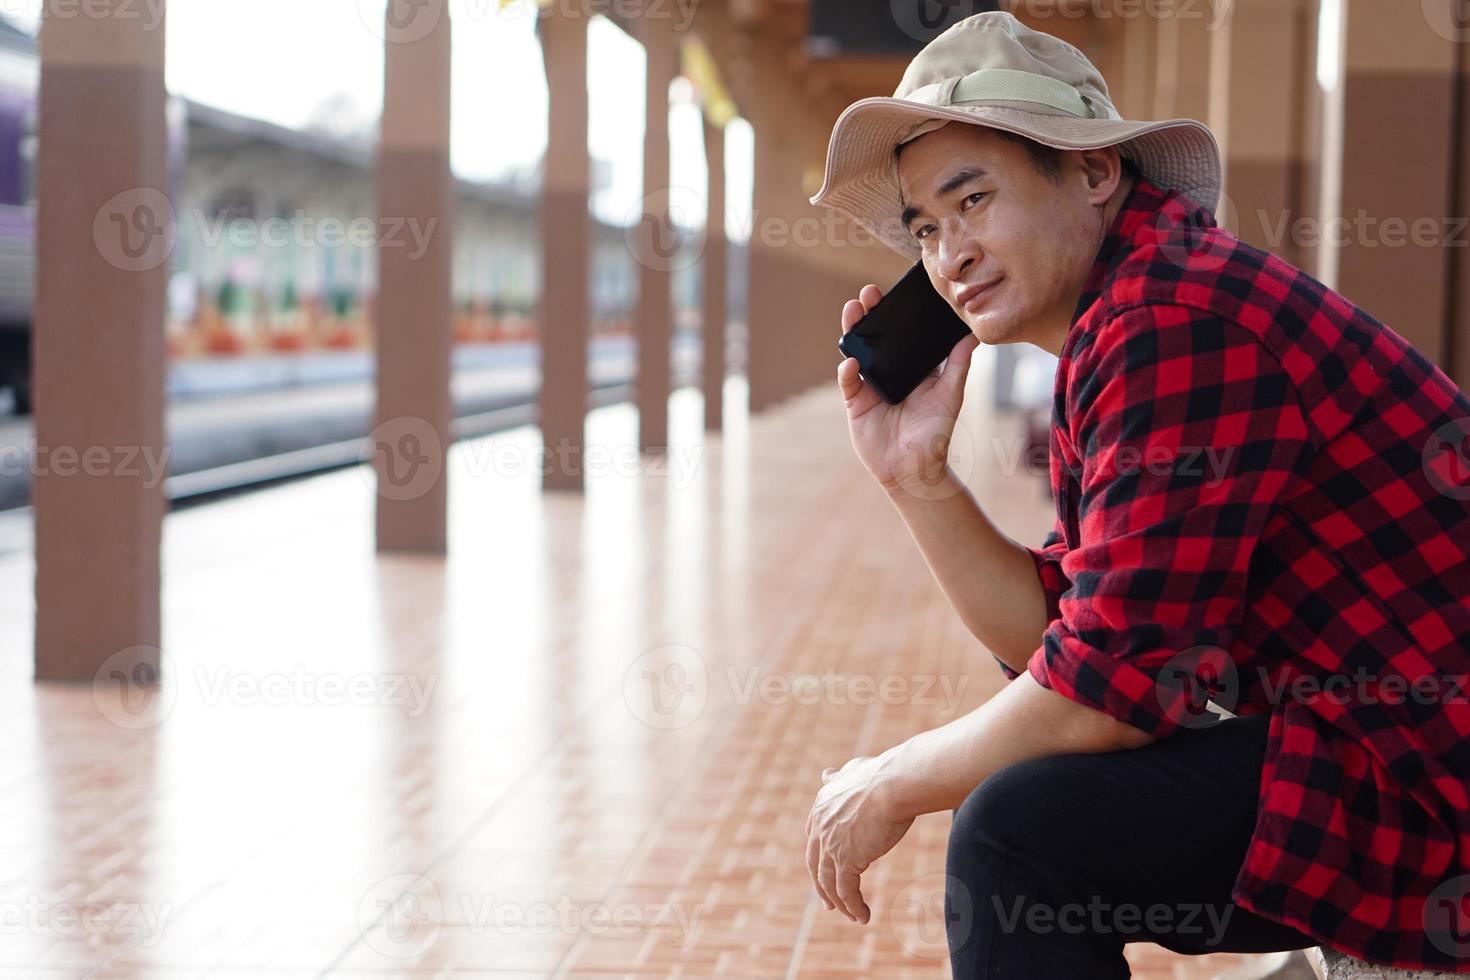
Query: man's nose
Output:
[[936, 223, 980, 284]]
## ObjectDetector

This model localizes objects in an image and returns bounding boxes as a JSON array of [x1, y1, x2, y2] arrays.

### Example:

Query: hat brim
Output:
[[807, 98, 1224, 262]]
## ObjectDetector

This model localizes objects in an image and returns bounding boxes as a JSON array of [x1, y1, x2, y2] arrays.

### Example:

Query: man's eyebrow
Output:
[[900, 166, 990, 230]]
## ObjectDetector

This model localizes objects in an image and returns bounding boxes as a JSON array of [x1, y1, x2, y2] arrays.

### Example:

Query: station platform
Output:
[[0, 367, 1275, 978], [0, 336, 703, 511]]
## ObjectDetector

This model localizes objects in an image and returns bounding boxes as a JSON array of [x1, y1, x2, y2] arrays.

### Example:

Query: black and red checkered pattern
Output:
[[1004, 176, 1470, 972]]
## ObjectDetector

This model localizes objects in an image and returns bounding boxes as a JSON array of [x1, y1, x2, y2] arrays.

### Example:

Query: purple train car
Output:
[[0, 16, 35, 413]]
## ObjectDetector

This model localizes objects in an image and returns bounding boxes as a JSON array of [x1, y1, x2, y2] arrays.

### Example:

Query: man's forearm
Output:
[[876, 671, 1155, 818], [885, 466, 1053, 672]]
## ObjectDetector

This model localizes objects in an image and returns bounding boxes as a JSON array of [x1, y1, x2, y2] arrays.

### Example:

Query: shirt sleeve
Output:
[[1025, 305, 1317, 738], [1026, 516, 1071, 625]]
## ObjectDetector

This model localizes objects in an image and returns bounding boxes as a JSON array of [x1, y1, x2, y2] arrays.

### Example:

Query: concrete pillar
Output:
[[1117, 4, 1157, 122], [1450, 27, 1470, 393], [34, 0, 167, 681], [745, 38, 800, 413], [1088, 12, 1128, 114], [634, 11, 676, 455], [749, 57, 911, 411], [745, 123, 777, 409], [1152, 0, 1216, 122], [702, 117, 727, 432], [738, 3, 917, 414], [537, 1, 591, 492], [1209, 0, 1317, 265], [374, 0, 453, 551], [1320, 0, 1458, 365], [1288, 0, 1323, 278]]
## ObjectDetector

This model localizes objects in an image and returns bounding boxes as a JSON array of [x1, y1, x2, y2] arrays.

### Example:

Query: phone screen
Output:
[[837, 260, 975, 404]]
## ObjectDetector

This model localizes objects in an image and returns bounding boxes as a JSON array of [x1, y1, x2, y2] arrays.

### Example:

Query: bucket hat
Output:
[[807, 10, 1223, 261]]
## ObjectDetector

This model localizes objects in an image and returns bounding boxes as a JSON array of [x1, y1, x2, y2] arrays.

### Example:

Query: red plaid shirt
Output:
[[1003, 175, 1470, 971]]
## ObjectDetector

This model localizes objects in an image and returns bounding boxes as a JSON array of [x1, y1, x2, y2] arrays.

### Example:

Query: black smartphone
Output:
[[837, 260, 975, 404]]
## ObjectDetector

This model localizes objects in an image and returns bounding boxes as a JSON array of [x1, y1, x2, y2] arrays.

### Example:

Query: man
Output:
[[801, 10, 1470, 978]]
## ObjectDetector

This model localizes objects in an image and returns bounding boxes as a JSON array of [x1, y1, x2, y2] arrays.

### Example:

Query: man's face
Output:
[[896, 123, 1108, 348]]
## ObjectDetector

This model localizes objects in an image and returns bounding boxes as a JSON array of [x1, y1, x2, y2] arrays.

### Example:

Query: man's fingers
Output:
[[840, 285, 884, 336], [819, 852, 850, 920], [806, 833, 834, 910], [837, 357, 865, 403], [835, 865, 869, 925]]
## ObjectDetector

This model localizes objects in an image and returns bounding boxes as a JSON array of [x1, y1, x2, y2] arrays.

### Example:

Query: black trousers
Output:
[[945, 712, 1318, 978]]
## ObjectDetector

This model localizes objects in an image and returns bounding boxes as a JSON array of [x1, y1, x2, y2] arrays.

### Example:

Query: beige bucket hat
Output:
[[807, 10, 1223, 262]]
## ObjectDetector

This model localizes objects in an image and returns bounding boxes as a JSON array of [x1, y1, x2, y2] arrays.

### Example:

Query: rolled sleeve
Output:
[[1025, 306, 1317, 739], [1025, 516, 1071, 625]]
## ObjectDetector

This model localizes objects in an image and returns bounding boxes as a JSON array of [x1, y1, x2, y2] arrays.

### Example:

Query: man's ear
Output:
[[1076, 146, 1123, 205]]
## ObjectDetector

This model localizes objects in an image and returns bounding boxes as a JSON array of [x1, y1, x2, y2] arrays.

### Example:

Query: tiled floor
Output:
[[0, 362, 1281, 977]]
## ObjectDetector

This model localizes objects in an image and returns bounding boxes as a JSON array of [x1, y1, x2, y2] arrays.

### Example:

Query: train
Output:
[[0, 15, 740, 415]]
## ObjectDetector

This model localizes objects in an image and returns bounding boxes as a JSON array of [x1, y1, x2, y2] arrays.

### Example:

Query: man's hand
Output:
[[804, 753, 916, 923], [839, 283, 981, 497]]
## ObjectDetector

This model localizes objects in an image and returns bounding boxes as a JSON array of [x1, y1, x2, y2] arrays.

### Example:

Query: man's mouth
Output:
[[957, 279, 1001, 312]]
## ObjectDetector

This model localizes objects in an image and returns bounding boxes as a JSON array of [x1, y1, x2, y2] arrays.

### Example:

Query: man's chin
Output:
[[968, 311, 1018, 345]]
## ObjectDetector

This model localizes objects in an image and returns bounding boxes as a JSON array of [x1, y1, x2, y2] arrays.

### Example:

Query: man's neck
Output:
[[1031, 173, 1138, 357]]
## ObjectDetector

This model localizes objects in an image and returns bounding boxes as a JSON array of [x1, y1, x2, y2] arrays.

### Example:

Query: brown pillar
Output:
[[1088, 11, 1127, 114], [1320, 0, 1458, 365], [1117, 4, 1157, 122], [702, 117, 727, 432], [634, 10, 676, 454], [1152, 0, 1216, 122], [34, 1, 167, 681], [1287, 0, 1323, 278], [1209, 0, 1318, 263], [537, 2, 591, 492], [374, 0, 453, 551], [744, 3, 915, 414], [1451, 22, 1470, 392], [745, 39, 795, 413]]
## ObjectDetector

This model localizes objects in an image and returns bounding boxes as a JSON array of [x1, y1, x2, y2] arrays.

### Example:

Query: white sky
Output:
[[3, 0, 751, 236]]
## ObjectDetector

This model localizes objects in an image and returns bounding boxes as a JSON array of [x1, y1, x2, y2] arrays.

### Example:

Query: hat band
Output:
[[907, 67, 1097, 119]]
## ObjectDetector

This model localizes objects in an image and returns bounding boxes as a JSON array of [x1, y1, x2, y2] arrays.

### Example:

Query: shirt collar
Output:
[[1064, 175, 1220, 346]]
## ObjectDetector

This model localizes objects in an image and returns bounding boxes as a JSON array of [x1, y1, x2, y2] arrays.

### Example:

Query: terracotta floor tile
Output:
[[0, 382, 1289, 978]]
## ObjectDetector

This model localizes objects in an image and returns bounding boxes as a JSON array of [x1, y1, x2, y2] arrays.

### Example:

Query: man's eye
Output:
[[913, 223, 936, 241], [962, 191, 987, 208]]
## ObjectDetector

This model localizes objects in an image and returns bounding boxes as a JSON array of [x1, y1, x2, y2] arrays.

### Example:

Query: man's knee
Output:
[[948, 755, 1067, 864]]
